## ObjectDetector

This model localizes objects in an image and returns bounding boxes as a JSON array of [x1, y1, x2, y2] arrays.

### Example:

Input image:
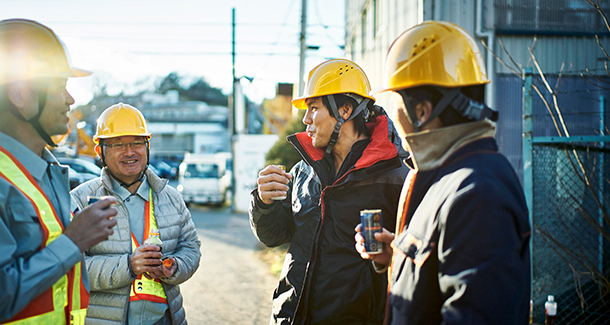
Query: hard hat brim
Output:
[[70, 67, 92, 78]]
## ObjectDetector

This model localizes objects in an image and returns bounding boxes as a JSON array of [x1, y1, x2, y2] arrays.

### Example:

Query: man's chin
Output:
[[49, 126, 69, 138]]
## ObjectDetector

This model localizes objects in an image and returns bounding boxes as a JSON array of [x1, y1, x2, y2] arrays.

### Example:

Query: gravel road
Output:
[[179, 206, 278, 325]]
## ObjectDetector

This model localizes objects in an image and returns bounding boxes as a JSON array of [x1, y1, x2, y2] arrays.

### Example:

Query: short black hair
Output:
[[401, 85, 486, 127], [320, 94, 370, 137]]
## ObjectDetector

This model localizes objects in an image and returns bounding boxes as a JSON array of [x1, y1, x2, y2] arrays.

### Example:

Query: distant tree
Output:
[[157, 72, 185, 95], [156, 72, 228, 106], [186, 78, 228, 106], [265, 111, 306, 171]]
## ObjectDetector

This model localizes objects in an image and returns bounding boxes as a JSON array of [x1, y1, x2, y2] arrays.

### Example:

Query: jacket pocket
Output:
[[10, 201, 40, 224], [393, 232, 436, 267], [388, 230, 438, 318]]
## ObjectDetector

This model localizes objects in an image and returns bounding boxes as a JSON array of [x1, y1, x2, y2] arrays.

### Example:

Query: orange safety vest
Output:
[[129, 189, 168, 304], [0, 146, 88, 325]]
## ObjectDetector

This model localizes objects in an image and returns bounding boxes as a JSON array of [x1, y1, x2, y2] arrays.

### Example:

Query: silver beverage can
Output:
[[360, 209, 383, 254], [270, 165, 287, 201]]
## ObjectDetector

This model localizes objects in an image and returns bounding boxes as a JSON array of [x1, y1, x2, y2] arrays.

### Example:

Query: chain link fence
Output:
[[531, 140, 610, 324]]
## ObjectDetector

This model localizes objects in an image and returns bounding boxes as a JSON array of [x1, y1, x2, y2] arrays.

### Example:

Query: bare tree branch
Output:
[[529, 46, 571, 137], [587, 0, 610, 32], [532, 84, 563, 135], [494, 39, 522, 76], [595, 35, 610, 61], [585, 68, 610, 85], [580, 73, 610, 90]]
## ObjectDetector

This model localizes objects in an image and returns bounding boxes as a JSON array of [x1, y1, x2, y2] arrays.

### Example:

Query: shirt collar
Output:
[[0, 131, 55, 182], [110, 173, 150, 201]]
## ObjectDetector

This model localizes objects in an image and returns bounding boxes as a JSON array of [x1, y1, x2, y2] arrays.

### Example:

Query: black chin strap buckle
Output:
[[450, 93, 499, 122], [325, 120, 343, 156]]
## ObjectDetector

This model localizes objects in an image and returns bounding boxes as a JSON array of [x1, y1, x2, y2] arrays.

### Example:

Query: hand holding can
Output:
[[270, 165, 287, 201], [87, 196, 116, 209], [360, 209, 383, 254]]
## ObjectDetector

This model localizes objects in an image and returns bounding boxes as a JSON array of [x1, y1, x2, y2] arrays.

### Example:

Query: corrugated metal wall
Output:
[[345, 0, 610, 107], [495, 73, 610, 181], [345, 0, 610, 164], [495, 0, 610, 35], [494, 35, 610, 75]]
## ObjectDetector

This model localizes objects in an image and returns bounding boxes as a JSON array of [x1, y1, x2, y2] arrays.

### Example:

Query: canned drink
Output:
[[270, 165, 287, 201], [360, 209, 383, 254], [87, 196, 115, 209]]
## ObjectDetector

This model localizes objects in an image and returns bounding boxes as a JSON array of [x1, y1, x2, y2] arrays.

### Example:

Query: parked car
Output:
[[67, 166, 97, 190], [57, 157, 102, 177], [149, 159, 177, 179]]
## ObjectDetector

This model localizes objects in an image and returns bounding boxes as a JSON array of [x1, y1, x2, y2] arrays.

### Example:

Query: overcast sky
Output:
[[1, 0, 346, 106]]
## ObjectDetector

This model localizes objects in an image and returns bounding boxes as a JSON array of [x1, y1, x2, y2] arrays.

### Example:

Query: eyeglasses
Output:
[[103, 140, 147, 150]]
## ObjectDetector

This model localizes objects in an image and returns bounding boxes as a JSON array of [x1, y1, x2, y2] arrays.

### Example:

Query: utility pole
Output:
[[230, 7, 236, 211], [298, 0, 307, 98], [231, 7, 236, 136]]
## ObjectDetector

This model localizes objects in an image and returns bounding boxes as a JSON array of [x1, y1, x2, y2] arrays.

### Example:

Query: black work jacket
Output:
[[250, 114, 409, 325]]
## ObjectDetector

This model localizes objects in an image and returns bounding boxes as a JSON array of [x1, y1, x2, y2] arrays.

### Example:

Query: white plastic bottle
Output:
[[545, 295, 557, 325]]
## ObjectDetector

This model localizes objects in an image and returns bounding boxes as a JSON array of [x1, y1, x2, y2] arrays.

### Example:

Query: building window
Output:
[[495, 0, 610, 35]]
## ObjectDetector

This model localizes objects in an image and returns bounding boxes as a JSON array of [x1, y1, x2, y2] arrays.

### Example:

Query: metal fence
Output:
[[523, 68, 610, 324]]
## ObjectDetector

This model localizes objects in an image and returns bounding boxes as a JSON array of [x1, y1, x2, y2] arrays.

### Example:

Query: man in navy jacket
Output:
[[356, 21, 531, 324]]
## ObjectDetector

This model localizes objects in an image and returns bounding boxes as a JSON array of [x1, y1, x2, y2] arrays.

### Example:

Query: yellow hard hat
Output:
[[94, 103, 151, 144], [379, 21, 489, 93], [0, 19, 91, 84], [292, 58, 375, 110]]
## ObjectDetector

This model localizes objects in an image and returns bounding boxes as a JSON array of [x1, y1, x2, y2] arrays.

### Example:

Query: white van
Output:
[[177, 153, 231, 206]]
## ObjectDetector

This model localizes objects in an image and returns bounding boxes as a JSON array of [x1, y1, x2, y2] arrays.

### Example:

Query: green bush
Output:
[[265, 111, 306, 170]]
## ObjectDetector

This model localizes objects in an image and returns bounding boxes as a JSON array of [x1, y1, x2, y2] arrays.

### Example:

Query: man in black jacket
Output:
[[250, 58, 409, 325], [355, 21, 531, 324]]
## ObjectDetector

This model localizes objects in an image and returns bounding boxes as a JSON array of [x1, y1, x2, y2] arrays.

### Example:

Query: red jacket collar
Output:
[[293, 115, 398, 169]]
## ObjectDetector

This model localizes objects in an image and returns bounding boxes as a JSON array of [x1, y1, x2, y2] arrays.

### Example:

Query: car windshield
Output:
[[58, 158, 101, 175], [185, 163, 219, 178]]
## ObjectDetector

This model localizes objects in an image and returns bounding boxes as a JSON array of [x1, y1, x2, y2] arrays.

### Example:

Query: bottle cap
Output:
[[547, 295, 554, 302]]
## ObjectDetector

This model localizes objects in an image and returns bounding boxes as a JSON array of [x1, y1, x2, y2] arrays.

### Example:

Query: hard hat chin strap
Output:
[[324, 94, 371, 156], [7, 84, 57, 147], [30, 86, 57, 147], [399, 88, 498, 132]]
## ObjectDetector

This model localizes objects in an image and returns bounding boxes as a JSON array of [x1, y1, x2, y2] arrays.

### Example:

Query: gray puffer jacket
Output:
[[71, 168, 201, 325]]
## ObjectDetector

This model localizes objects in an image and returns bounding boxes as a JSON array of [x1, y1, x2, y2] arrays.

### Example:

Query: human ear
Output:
[[415, 100, 433, 125], [7, 82, 31, 115], [339, 101, 353, 120]]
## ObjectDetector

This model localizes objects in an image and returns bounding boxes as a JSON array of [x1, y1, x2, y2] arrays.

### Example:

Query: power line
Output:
[[259, 0, 299, 73], [129, 50, 299, 56], [44, 19, 343, 28], [65, 35, 299, 46], [312, 0, 344, 49]]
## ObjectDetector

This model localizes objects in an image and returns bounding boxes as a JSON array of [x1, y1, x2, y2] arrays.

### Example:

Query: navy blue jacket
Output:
[[389, 122, 530, 325]]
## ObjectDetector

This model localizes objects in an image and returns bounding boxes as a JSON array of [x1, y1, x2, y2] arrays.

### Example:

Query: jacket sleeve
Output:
[[85, 253, 135, 291], [437, 178, 530, 324], [71, 185, 136, 291], [248, 164, 299, 247], [0, 188, 82, 321], [160, 191, 201, 285]]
